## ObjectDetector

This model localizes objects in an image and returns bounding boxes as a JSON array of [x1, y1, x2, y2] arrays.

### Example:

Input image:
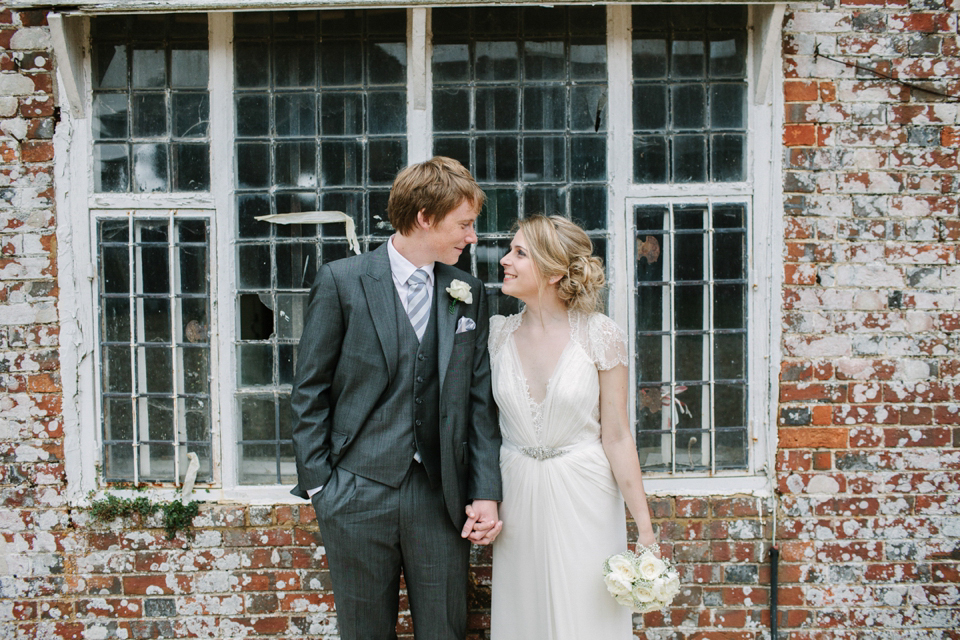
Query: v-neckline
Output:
[[508, 310, 573, 408]]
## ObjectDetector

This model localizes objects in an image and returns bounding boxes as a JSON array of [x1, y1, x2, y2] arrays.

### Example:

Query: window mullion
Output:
[[209, 11, 235, 490], [407, 7, 431, 163], [606, 4, 632, 330]]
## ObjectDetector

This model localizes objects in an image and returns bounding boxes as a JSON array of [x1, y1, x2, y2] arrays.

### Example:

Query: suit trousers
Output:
[[312, 462, 470, 640]]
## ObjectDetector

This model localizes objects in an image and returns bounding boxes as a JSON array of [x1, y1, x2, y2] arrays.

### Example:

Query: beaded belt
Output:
[[518, 445, 567, 461]]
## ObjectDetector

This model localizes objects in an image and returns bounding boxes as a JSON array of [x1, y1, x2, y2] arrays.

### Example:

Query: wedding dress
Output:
[[489, 309, 633, 640]]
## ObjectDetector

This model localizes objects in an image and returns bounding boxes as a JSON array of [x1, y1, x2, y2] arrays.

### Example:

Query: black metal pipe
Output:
[[769, 545, 779, 639]]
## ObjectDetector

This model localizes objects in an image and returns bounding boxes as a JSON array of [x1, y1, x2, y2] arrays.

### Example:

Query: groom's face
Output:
[[422, 198, 480, 265]]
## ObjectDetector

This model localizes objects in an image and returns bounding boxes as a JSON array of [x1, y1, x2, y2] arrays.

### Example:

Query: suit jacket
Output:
[[290, 243, 502, 527]]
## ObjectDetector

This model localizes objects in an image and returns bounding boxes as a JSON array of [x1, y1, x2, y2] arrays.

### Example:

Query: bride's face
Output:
[[500, 229, 544, 300]]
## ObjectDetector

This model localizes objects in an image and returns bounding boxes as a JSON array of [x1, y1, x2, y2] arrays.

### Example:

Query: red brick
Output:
[[812, 451, 832, 470], [819, 81, 837, 102], [18, 10, 49, 27], [780, 383, 847, 403], [785, 80, 819, 102], [944, 127, 960, 147], [11, 601, 36, 620], [892, 11, 954, 32], [834, 405, 900, 425], [812, 405, 833, 426], [863, 562, 922, 582], [20, 140, 52, 162], [785, 123, 817, 147], [883, 427, 952, 447], [122, 574, 188, 595], [675, 497, 709, 518], [777, 450, 812, 472], [76, 598, 141, 618], [19, 96, 54, 117], [779, 427, 848, 449]]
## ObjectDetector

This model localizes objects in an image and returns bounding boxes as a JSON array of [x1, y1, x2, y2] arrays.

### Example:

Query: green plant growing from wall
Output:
[[89, 487, 200, 540]]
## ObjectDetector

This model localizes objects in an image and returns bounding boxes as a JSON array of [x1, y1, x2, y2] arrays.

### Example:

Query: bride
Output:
[[484, 215, 657, 639]]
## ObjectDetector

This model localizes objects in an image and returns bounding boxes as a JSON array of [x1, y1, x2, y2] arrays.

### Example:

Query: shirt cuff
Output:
[[307, 485, 323, 497]]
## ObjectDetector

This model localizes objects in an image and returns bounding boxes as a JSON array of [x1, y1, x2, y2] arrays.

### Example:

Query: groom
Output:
[[291, 156, 503, 639]]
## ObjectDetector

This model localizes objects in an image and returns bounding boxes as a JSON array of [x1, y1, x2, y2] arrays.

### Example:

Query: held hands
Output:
[[461, 500, 503, 545]]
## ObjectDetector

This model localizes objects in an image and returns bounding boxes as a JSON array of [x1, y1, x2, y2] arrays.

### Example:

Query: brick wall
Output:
[[0, 2, 958, 639], [777, 0, 960, 637]]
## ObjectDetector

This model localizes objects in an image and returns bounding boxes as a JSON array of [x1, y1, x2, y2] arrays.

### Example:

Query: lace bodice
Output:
[[489, 310, 628, 370], [488, 310, 628, 452]]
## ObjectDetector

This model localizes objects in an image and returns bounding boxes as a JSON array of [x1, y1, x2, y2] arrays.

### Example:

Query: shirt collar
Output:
[[387, 235, 435, 286]]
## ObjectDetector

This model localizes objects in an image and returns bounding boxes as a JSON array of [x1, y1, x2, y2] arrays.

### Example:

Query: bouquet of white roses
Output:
[[602, 545, 681, 613]]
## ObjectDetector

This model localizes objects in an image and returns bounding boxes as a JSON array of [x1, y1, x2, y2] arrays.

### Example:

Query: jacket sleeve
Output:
[[466, 283, 503, 502], [290, 263, 343, 498]]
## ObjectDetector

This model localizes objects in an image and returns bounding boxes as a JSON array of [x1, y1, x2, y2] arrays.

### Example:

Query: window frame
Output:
[[59, 4, 783, 504]]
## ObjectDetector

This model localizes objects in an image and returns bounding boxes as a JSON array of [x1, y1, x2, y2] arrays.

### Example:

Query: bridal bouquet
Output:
[[602, 545, 680, 613]]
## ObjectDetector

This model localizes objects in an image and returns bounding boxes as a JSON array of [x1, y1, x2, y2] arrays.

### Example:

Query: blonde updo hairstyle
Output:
[[516, 215, 606, 314]]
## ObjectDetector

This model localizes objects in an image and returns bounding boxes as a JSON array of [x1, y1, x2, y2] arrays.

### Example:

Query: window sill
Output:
[[642, 473, 772, 497]]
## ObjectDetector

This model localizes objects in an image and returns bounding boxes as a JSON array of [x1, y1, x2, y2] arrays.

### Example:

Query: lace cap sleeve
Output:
[[586, 313, 629, 371], [488, 314, 510, 360]]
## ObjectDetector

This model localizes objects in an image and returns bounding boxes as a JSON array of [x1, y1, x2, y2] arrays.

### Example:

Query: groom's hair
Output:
[[387, 156, 486, 235]]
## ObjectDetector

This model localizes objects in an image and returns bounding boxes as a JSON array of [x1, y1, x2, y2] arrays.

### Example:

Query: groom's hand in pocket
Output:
[[462, 500, 502, 545]]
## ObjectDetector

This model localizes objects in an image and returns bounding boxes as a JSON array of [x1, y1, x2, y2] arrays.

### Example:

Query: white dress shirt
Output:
[[387, 234, 435, 314]]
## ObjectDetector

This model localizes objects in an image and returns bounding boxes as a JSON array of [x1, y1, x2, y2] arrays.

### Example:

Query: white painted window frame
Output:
[[57, 4, 783, 505]]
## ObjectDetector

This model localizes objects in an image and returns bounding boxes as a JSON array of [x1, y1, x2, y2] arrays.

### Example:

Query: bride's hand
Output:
[[638, 535, 661, 558], [462, 500, 503, 545]]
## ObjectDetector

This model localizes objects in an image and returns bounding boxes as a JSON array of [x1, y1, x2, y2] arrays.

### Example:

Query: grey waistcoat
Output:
[[335, 287, 442, 488]]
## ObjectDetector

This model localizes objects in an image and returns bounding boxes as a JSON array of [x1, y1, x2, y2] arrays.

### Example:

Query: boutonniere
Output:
[[446, 279, 473, 314]]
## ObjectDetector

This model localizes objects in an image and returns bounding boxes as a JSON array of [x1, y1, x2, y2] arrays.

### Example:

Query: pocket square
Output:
[[456, 317, 477, 334]]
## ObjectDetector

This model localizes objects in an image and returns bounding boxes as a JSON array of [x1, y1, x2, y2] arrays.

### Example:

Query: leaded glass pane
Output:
[[98, 218, 213, 484], [91, 14, 209, 193], [234, 10, 407, 484], [632, 6, 747, 184], [433, 6, 608, 315], [634, 201, 748, 473]]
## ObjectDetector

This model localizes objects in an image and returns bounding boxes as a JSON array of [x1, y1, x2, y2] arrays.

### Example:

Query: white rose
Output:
[[651, 576, 671, 601], [637, 551, 667, 581], [615, 591, 636, 608], [446, 279, 473, 305], [604, 555, 637, 597], [661, 571, 681, 599], [632, 582, 655, 604]]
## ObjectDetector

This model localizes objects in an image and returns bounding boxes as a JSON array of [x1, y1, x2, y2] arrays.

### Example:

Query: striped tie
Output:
[[406, 268, 429, 342]]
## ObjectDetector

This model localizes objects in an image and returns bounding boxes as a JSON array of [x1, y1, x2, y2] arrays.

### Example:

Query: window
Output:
[[232, 10, 407, 484], [98, 214, 213, 483], [91, 14, 210, 193], [632, 7, 748, 184], [634, 202, 748, 474], [626, 6, 761, 480], [432, 6, 610, 317], [65, 4, 779, 495]]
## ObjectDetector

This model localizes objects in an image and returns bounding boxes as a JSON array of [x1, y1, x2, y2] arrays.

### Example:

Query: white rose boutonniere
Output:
[[446, 279, 473, 314]]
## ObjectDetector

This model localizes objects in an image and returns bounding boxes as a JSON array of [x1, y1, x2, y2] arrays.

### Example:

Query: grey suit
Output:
[[291, 243, 502, 639]]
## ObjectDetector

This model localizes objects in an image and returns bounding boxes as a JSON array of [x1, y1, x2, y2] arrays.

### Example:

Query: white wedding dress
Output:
[[489, 309, 633, 640]]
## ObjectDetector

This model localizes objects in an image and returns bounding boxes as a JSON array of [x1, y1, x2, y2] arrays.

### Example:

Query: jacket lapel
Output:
[[434, 265, 459, 392], [360, 244, 399, 381]]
